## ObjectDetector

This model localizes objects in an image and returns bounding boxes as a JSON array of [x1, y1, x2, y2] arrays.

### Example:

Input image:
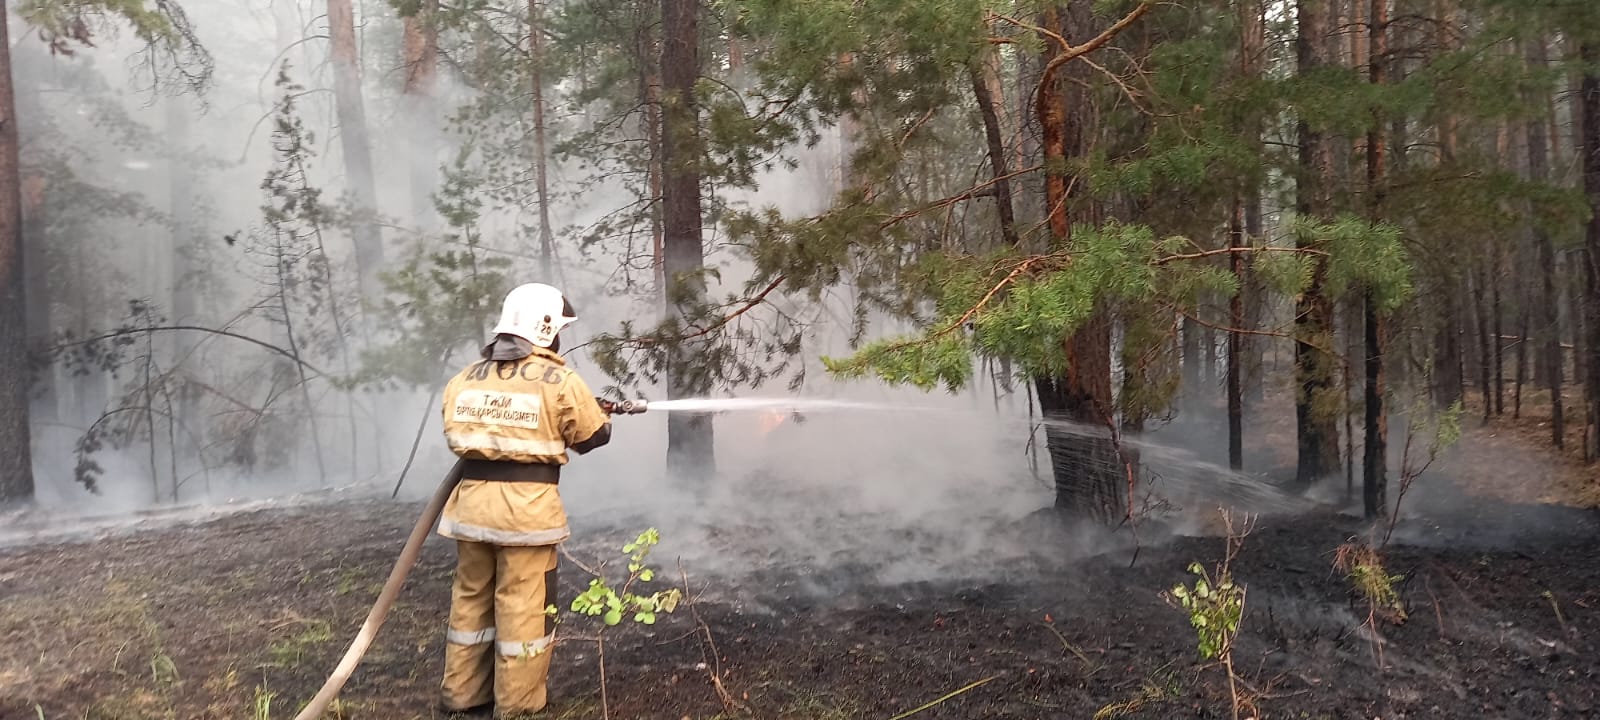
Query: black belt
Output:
[[460, 459, 561, 484]]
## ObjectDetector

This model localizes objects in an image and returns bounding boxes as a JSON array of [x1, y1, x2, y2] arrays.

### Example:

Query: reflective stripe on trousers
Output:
[[447, 627, 496, 646], [497, 634, 555, 657]]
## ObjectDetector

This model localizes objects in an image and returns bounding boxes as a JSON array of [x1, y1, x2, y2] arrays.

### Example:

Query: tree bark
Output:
[[1528, 35, 1563, 446], [637, 27, 664, 292], [970, 59, 1019, 248], [1033, 0, 1123, 520], [1493, 256, 1504, 416], [17, 57, 52, 429], [661, 0, 714, 478], [1228, 199, 1245, 470], [1295, 0, 1342, 484], [1515, 305, 1527, 419], [1472, 268, 1493, 425], [1581, 41, 1600, 461], [402, 0, 438, 228], [328, 0, 383, 298], [0, 1, 34, 504], [1361, 0, 1388, 519], [1242, 0, 1266, 407]]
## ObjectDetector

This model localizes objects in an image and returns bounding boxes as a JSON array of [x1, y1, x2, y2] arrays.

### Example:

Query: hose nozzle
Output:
[[600, 399, 648, 415]]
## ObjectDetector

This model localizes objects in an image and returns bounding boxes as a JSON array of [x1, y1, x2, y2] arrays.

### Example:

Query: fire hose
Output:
[[292, 399, 647, 720]]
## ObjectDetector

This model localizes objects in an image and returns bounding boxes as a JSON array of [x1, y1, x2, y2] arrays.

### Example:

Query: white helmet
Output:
[[492, 283, 576, 348]]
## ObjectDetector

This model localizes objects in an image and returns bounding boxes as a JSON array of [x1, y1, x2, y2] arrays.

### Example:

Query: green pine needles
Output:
[[824, 215, 1411, 393]]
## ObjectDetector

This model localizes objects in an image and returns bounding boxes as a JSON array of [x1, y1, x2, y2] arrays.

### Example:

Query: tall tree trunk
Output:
[[1229, 0, 1264, 466], [1295, 0, 1342, 484], [1182, 315, 1201, 401], [529, 0, 556, 277], [1431, 0, 1465, 410], [0, 1, 33, 504], [1515, 305, 1527, 419], [661, 0, 714, 478], [1580, 41, 1600, 461], [166, 95, 201, 461], [1361, 0, 1388, 519], [638, 28, 664, 292], [1242, 0, 1266, 407], [328, 0, 384, 298], [17, 58, 53, 429], [1228, 199, 1245, 470], [1492, 253, 1504, 416], [1530, 36, 1564, 447], [1472, 269, 1492, 425], [1034, 0, 1123, 521], [970, 58, 1019, 248], [402, 0, 439, 228]]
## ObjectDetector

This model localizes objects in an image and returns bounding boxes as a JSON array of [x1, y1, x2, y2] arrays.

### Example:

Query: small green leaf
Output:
[[603, 609, 622, 626]]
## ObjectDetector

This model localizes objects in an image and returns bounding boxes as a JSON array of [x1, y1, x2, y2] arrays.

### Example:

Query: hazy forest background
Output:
[[5, 0, 1600, 718], [3, 0, 1599, 518]]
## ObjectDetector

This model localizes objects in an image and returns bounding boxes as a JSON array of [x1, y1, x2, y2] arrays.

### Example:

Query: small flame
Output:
[[757, 409, 787, 435]]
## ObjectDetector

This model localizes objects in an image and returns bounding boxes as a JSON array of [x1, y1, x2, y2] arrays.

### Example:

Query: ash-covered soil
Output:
[[2, 479, 1597, 720]]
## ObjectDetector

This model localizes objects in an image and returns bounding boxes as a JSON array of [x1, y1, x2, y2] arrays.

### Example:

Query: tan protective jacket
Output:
[[437, 346, 611, 546]]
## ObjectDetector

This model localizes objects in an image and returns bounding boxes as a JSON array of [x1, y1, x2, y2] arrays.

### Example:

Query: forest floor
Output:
[[3, 392, 1600, 720]]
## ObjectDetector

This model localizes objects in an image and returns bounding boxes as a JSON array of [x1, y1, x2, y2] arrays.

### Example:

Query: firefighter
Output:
[[437, 283, 614, 717]]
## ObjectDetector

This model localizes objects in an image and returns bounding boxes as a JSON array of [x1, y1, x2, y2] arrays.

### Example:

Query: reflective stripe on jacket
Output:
[[438, 346, 611, 546]]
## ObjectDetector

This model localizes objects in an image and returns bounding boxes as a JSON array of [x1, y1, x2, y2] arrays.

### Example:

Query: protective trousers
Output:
[[441, 540, 559, 716]]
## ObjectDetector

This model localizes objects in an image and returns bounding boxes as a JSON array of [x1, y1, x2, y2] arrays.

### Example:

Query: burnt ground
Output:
[[4, 398, 1600, 720]]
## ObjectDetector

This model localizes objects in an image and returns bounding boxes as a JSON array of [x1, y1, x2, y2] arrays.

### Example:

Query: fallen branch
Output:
[[680, 561, 745, 712], [1041, 622, 1099, 672], [886, 675, 1000, 720]]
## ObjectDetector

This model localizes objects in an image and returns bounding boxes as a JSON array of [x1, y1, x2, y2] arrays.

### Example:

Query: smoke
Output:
[[27, 0, 1579, 605]]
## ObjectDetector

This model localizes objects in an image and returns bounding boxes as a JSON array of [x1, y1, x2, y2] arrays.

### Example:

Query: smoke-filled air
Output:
[[3, 0, 1600, 718]]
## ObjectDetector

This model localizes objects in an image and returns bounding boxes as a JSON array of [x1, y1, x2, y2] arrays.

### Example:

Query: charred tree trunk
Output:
[[1034, 0, 1123, 521], [1035, 314, 1121, 520], [1581, 41, 1600, 461], [1295, 0, 1342, 484], [0, 2, 33, 504], [661, 0, 714, 478], [1530, 35, 1564, 447], [1362, 0, 1388, 519], [529, 0, 556, 277], [401, 0, 438, 228], [328, 0, 383, 298]]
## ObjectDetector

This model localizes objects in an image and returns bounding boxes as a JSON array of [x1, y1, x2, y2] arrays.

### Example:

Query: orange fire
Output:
[[757, 409, 787, 435]]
